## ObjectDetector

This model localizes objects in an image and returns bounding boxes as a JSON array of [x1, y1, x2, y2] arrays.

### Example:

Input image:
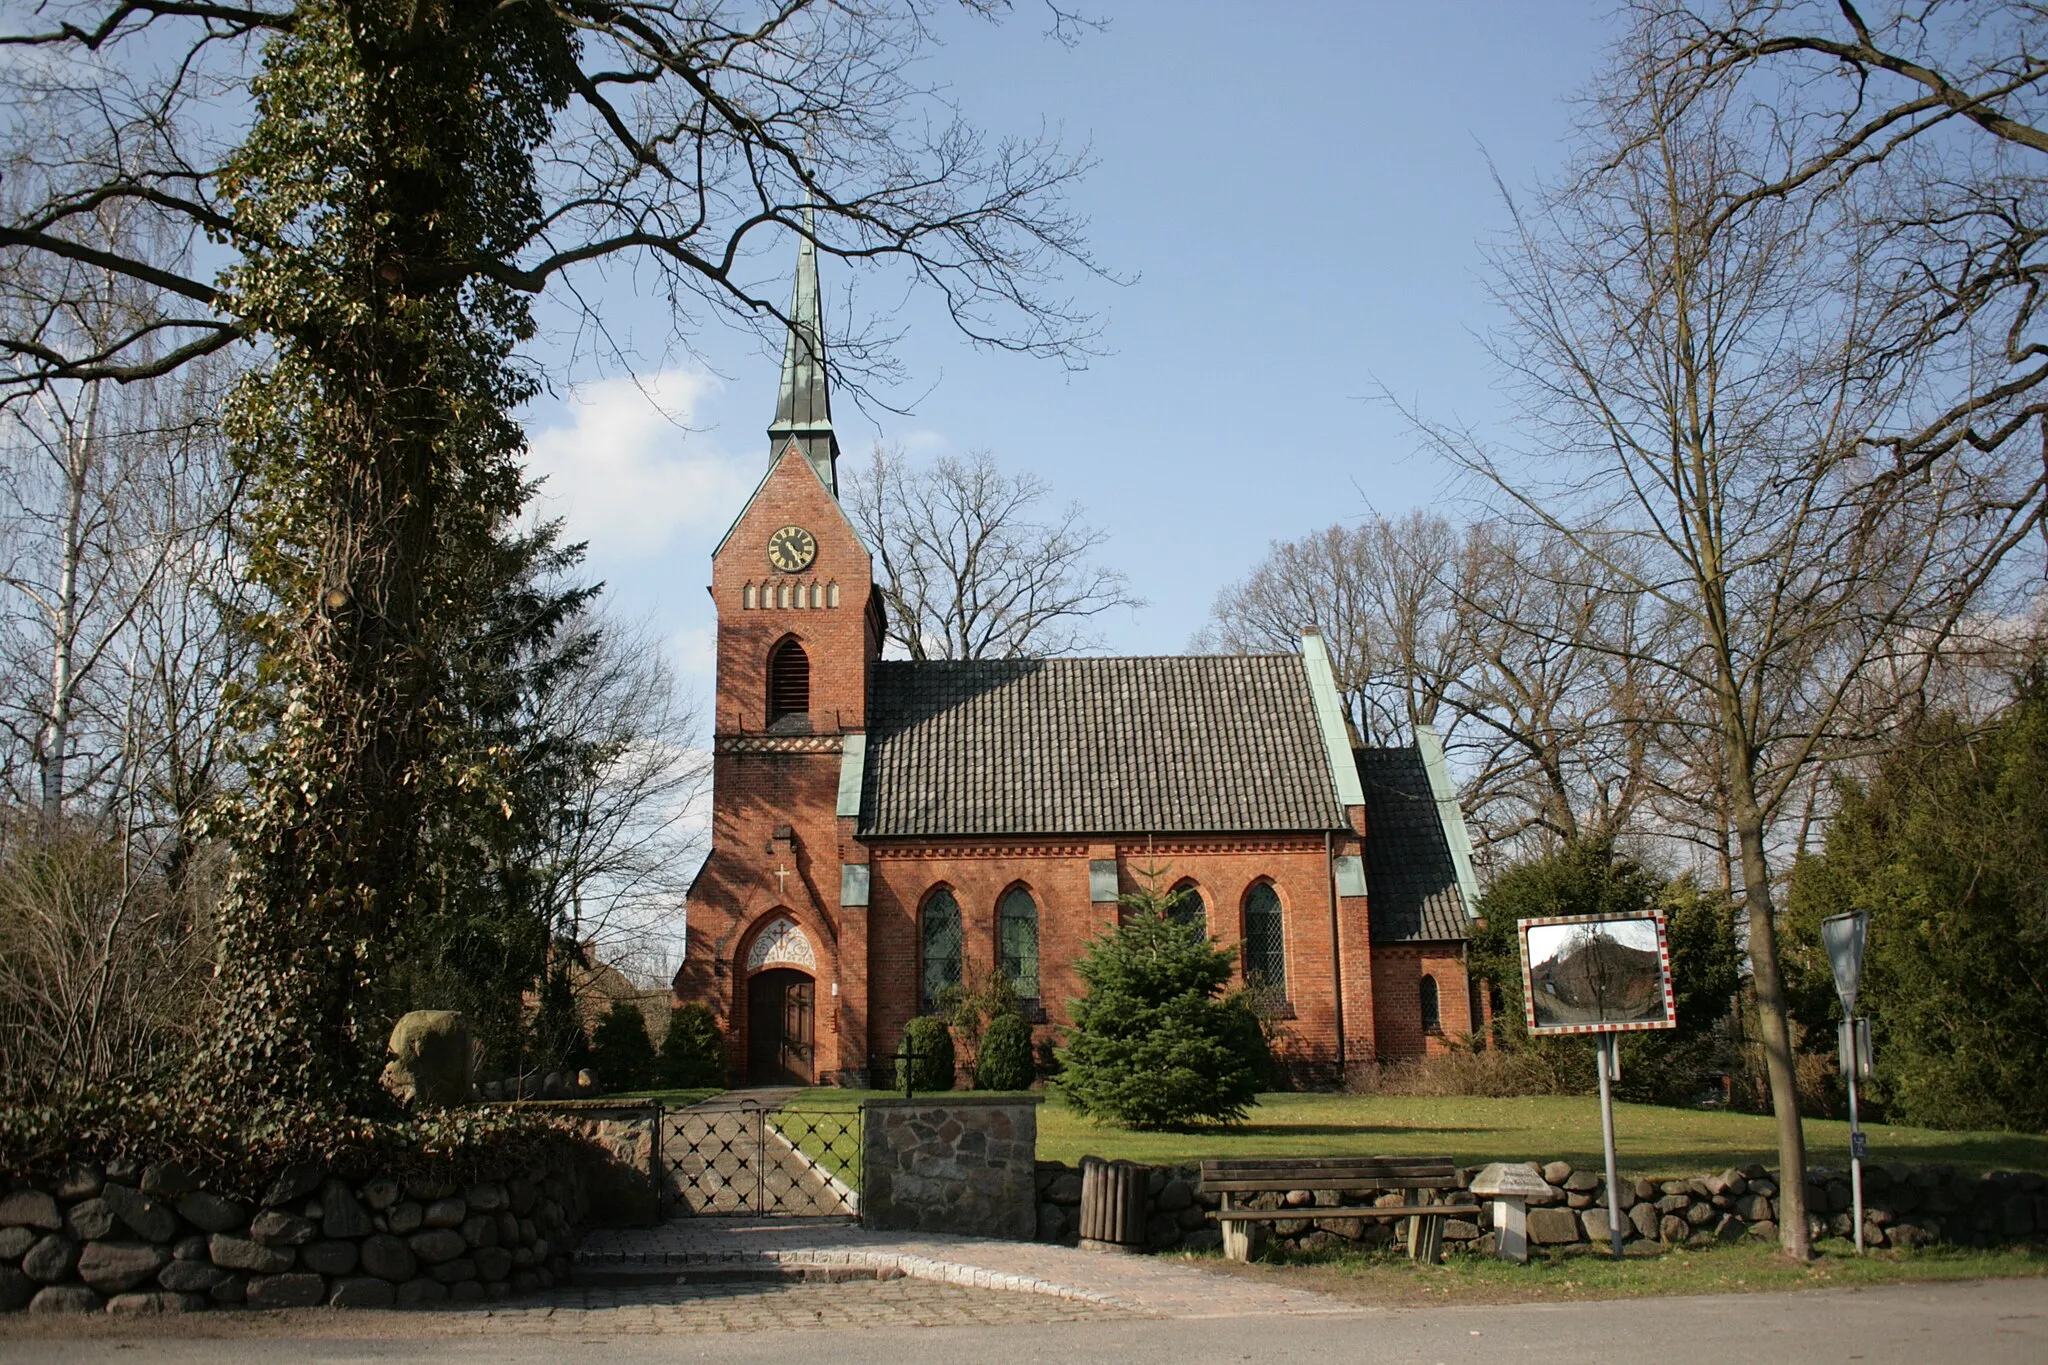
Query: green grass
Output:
[[1034, 1091, 2048, 1177], [1191, 1237, 2048, 1306]]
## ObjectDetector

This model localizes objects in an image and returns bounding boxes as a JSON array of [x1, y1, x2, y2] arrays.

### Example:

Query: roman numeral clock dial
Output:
[[767, 524, 817, 573]]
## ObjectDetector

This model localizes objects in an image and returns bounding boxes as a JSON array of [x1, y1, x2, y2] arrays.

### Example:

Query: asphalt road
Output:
[[0, 1278, 2042, 1363]]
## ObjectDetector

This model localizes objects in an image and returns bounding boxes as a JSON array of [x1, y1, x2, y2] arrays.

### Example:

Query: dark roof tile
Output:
[[1356, 746, 1472, 942]]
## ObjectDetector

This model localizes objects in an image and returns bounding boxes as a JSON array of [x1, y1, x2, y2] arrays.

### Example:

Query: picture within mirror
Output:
[[1523, 917, 1668, 1029]]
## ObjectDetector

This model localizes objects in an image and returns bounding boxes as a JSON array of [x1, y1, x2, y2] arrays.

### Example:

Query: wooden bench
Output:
[[1198, 1157, 1480, 1263]]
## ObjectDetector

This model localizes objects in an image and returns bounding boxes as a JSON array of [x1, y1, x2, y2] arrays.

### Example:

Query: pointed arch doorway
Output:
[[747, 968, 814, 1085]]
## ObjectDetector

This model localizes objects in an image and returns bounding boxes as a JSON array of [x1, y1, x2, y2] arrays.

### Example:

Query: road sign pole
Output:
[[1842, 1017, 1867, 1254], [1596, 1033, 1623, 1261]]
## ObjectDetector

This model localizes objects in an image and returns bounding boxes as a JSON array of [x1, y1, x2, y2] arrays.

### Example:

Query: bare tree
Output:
[[846, 443, 1143, 658], [1412, 34, 2034, 1256]]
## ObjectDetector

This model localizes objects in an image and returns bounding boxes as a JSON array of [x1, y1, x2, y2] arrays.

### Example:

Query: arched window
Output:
[[768, 638, 809, 724], [1419, 974, 1441, 1034], [742, 582, 757, 610], [999, 886, 1040, 1000], [921, 889, 963, 1012], [1243, 882, 1286, 997], [826, 581, 841, 608], [1167, 880, 1206, 932]]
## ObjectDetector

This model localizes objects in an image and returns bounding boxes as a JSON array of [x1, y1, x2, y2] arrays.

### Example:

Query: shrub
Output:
[[973, 1012, 1035, 1090], [894, 1015, 955, 1093], [1058, 885, 1270, 1129], [589, 1002, 655, 1092], [657, 1004, 726, 1088]]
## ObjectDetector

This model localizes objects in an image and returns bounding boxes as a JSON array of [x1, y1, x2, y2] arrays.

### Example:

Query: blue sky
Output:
[[520, 1, 1611, 707]]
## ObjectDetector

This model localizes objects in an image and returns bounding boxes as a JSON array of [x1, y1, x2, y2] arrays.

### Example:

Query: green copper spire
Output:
[[768, 210, 840, 496]]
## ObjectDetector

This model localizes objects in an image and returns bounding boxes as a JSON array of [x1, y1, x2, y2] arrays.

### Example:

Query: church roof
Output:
[[1355, 745, 1473, 942], [856, 655, 1351, 837]]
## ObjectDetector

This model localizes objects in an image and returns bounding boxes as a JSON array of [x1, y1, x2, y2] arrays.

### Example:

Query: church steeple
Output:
[[768, 211, 840, 496]]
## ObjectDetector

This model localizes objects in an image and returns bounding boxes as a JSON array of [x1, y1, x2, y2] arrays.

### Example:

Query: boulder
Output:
[[466, 1182, 509, 1214], [1526, 1208, 1581, 1245], [250, 1210, 318, 1247], [0, 1225, 37, 1260], [1735, 1193, 1773, 1223], [395, 1276, 449, 1306], [449, 1278, 486, 1302], [260, 1160, 326, 1209], [107, 1291, 203, 1314], [1628, 1202, 1660, 1241], [28, 1284, 104, 1314], [78, 1241, 170, 1294], [1044, 1173, 1083, 1204], [422, 1198, 467, 1229], [53, 1164, 104, 1202], [387, 1202, 425, 1235], [362, 1179, 401, 1212], [300, 1241, 358, 1276], [63, 1198, 118, 1243], [1582, 1208, 1627, 1244], [0, 1265, 33, 1312], [473, 1246, 514, 1282], [427, 1257, 478, 1285], [329, 1276, 397, 1308], [100, 1183, 177, 1242], [460, 1214, 497, 1248], [0, 1191, 61, 1232], [22, 1234, 81, 1283], [170, 1235, 210, 1261], [158, 1260, 230, 1293], [210, 1273, 247, 1304], [176, 1192, 249, 1234], [320, 1181, 374, 1239], [246, 1272, 327, 1309], [1036, 1203, 1067, 1242], [360, 1234, 417, 1283], [208, 1234, 294, 1274], [380, 1010, 476, 1109], [407, 1228, 467, 1265], [1541, 1162, 1573, 1186], [1659, 1215, 1688, 1243], [140, 1163, 199, 1199]]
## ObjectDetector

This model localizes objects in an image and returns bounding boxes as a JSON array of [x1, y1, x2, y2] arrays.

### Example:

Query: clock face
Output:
[[766, 524, 818, 573]]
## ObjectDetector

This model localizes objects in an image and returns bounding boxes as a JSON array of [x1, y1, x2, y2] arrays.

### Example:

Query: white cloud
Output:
[[525, 368, 758, 560]]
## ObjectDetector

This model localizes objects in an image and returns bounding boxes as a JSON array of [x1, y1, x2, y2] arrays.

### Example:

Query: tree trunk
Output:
[[1729, 775, 1810, 1259]]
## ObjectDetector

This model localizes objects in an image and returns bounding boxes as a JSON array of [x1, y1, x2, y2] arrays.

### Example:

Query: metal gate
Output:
[[662, 1096, 862, 1216]]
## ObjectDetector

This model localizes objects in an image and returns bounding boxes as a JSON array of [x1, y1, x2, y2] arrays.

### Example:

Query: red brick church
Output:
[[674, 235, 1484, 1087]]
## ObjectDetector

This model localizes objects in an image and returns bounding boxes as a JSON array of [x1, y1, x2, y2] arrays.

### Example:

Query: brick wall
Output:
[[1369, 943, 1475, 1061]]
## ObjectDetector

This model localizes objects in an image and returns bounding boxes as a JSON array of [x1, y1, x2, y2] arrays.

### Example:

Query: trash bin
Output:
[[1078, 1156, 1149, 1252]]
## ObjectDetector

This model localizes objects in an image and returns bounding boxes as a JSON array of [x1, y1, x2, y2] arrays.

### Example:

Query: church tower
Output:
[[677, 224, 880, 1086]]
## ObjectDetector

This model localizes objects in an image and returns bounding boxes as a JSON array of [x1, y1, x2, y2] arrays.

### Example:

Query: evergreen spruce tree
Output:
[[1058, 886, 1268, 1129], [590, 1001, 657, 1093]]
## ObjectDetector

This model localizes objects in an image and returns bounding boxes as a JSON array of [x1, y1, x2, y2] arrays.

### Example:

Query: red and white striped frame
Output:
[[1517, 912, 1678, 1037]]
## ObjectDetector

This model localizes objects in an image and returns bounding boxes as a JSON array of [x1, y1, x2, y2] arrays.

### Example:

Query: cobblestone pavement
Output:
[[576, 1216, 1363, 1319]]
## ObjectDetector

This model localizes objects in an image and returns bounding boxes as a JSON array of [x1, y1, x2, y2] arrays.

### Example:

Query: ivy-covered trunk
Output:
[[198, 0, 574, 1108]]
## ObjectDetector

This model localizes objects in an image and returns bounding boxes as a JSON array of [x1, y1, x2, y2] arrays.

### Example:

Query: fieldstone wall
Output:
[[861, 1096, 1041, 1239], [0, 1111, 659, 1316], [1033, 1156, 2048, 1259]]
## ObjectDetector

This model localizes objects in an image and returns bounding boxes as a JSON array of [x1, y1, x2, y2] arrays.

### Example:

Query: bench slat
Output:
[[1213, 1205, 1480, 1222], [1200, 1157, 1457, 1170], [1202, 1180, 1462, 1195]]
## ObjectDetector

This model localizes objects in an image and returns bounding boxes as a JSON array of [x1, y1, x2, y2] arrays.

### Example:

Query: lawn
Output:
[[1034, 1091, 2048, 1178], [1192, 1237, 2048, 1307]]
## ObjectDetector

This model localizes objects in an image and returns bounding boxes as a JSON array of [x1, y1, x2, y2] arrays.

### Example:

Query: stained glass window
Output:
[[1244, 882, 1286, 998], [922, 889, 962, 1011], [1168, 881, 1206, 932], [999, 886, 1040, 999], [1420, 974, 1441, 1033]]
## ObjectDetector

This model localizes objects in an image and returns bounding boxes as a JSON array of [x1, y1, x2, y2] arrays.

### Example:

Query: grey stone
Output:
[[1156, 1178, 1194, 1212], [387, 1201, 424, 1234], [175, 1192, 248, 1234], [473, 1246, 513, 1282], [422, 1197, 467, 1229], [63, 1198, 118, 1243], [395, 1276, 449, 1306], [250, 1209, 318, 1247], [1563, 1171, 1600, 1193], [1656, 1193, 1692, 1214], [0, 1191, 60, 1231], [1178, 1204, 1210, 1229], [1526, 1208, 1581, 1245], [107, 1290, 204, 1314], [208, 1233, 294, 1274], [0, 1224, 36, 1259], [1566, 1192, 1594, 1210], [314, 1183, 370, 1240], [381, 1010, 475, 1109], [360, 1233, 417, 1282], [140, 1163, 199, 1199], [1659, 1215, 1689, 1243], [78, 1241, 169, 1294], [1036, 1203, 1067, 1241], [262, 1161, 326, 1209], [1541, 1161, 1573, 1185], [1687, 1202, 1717, 1226], [300, 1240, 358, 1276], [100, 1183, 177, 1242], [512, 1270, 541, 1295], [427, 1257, 478, 1284], [0, 1265, 33, 1311], [1045, 1174, 1083, 1204], [362, 1179, 401, 1212], [158, 1260, 229, 1293], [407, 1228, 466, 1264], [1582, 1208, 1627, 1244], [506, 1179, 537, 1216], [2003, 1195, 2036, 1236], [466, 1182, 508, 1213], [1628, 1202, 1660, 1241], [22, 1233, 80, 1283], [496, 1212, 520, 1246], [246, 1272, 327, 1309], [53, 1164, 104, 1201], [460, 1213, 498, 1247], [171, 1235, 209, 1261], [210, 1274, 246, 1304], [1442, 1219, 1481, 1241], [103, 1158, 139, 1183], [1735, 1193, 1773, 1222], [329, 1275, 396, 1308], [28, 1284, 103, 1314], [406, 1175, 457, 1202]]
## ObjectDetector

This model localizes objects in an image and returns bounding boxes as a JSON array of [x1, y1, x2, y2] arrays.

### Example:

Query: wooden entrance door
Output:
[[746, 968, 815, 1085]]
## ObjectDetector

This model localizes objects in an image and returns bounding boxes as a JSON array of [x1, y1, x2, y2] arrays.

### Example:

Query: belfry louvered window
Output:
[[767, 638, 809, 723], [999, 887, 1040, 1000], [1244, 882, 1286, 998], [921, 889, 962, 1012]]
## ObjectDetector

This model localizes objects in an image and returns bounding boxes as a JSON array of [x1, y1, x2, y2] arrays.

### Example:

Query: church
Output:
[[674, 235, 1485, 1088]]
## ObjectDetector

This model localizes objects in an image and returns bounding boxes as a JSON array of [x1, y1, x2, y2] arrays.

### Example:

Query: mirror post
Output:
[[1596, 1033, 1623, 1260], [1822, 910, 1871, 1254]]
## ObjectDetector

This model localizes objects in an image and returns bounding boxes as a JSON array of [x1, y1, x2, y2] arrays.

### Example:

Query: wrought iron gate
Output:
[[662, 1096, 862, 1216]]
